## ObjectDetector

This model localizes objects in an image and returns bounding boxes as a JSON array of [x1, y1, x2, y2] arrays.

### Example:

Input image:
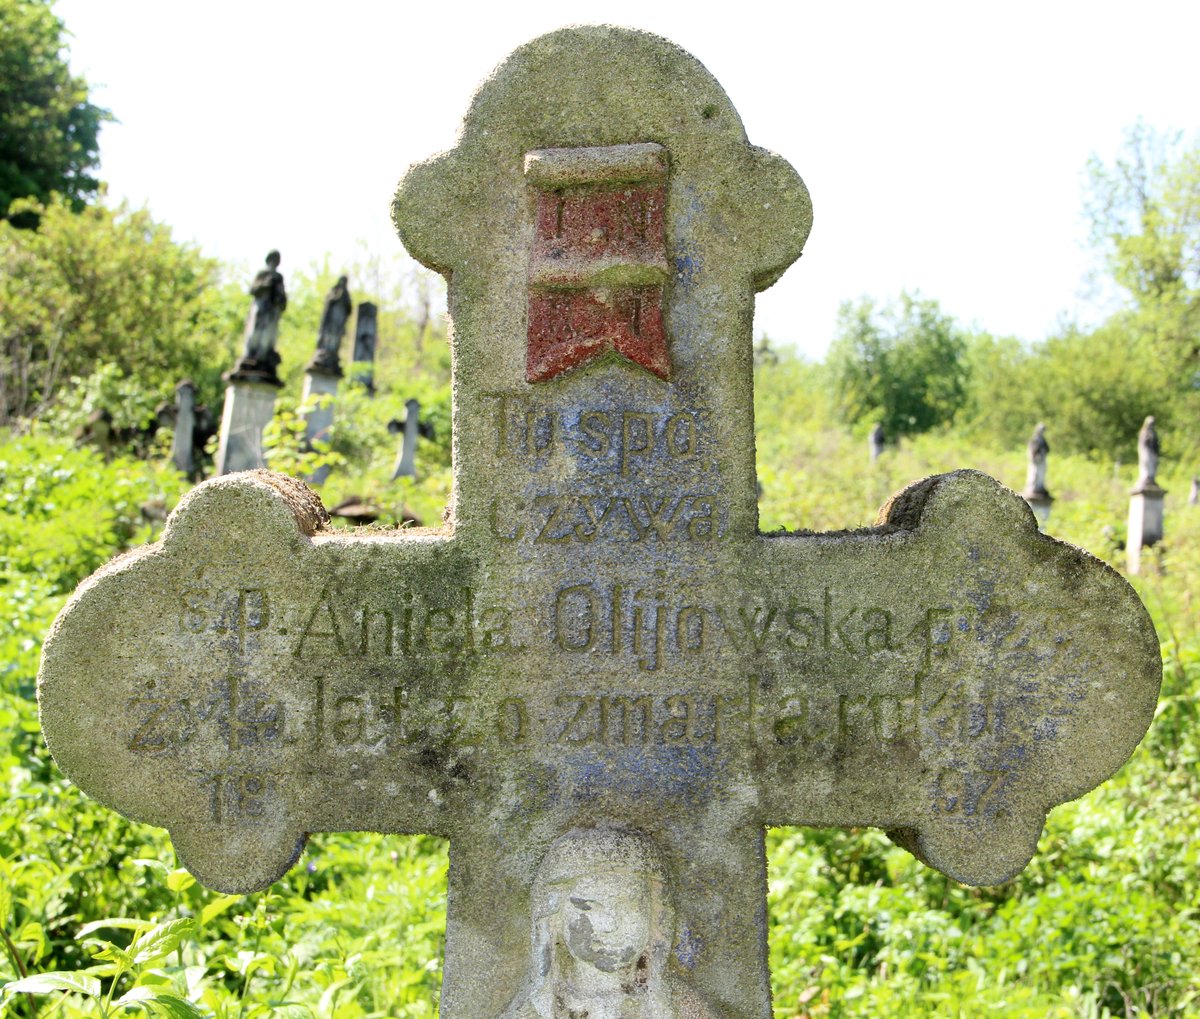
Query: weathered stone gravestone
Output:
[[39, 27, 1161, 1019]]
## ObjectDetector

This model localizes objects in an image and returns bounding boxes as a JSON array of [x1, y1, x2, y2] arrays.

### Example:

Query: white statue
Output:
[[1136, 415, 1160, 489], [1025, 422, 1049, 497], [502, 827, 721, 1019]]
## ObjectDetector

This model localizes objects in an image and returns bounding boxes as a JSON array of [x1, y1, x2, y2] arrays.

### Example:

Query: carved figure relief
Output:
[[525, 144, 671, 383], [502, 827, 720, 1019]]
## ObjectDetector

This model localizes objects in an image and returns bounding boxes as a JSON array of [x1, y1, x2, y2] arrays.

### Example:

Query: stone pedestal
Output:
[[215, 380, 279, 475], [1023, 490, 1052, 528], [1127, 485, 1165, 574], [301, 369, 340, 486]]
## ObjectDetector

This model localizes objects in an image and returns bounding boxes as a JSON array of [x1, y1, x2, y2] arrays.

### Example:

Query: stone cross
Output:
[[390, 398, 421, 480], [39, 28, 1161, 1019]]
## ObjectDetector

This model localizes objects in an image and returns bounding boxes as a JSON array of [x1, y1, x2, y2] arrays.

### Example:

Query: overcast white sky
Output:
[[55, 1, 1200, 359]]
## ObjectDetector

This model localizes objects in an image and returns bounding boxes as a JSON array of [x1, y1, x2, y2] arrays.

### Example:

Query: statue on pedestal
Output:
[[309, 276, 353, 375], [230, 251, 287, 385]]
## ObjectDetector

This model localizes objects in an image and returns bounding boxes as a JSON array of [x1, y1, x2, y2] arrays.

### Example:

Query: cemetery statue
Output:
[[502, 827, 719, 1019], [353, 302, 378, 363], [310, 275, 353, 374], [1136, 415, 1160, 490], [352, 302, 380, 393], [233, 250, 287, 382], [1025, 422, 1050, 497]]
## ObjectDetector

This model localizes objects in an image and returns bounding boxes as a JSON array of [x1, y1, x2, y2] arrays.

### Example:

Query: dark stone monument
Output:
[[352, 302, 379, 394], [869, 422, 885, 464], [308, 276, 352, 377]]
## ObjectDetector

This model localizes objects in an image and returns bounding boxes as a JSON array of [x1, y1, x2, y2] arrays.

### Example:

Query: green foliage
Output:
[[1085, 120, 1200, 310], [0, 195, 242, 426], [827, 292, 968, 439], [961, 324, 1167, 461], [756, 418, 1199, 1018], [0, 0, 108, 221], [4, 397, 1199, 1016]]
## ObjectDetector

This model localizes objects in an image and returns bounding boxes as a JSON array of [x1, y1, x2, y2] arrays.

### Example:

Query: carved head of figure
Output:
[[265, 250, 281, 270], [510, 826, 676, 1017]]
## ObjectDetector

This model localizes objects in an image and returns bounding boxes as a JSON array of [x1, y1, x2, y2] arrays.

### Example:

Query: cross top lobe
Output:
[[39, 27, 1159, 1019], [393, 25, 813, 545]]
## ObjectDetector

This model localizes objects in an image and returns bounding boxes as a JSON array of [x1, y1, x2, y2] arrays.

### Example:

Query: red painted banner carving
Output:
[[525, 143, 670, 382]]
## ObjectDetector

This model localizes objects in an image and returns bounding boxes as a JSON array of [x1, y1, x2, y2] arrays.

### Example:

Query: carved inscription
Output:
[[486, 395, 711, 472], [128, 675, 283, 755], [548, 584, 954, 671]]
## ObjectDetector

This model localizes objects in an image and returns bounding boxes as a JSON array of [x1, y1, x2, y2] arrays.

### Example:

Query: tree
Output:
[[0, 194, 241, 425], [0, 0, 108, 219], [1085, 122, 1200, 375], [827, 292, 968, 439]]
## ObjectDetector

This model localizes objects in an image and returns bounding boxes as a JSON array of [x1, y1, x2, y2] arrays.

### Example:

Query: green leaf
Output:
[[113, 986, 205, 1018], [131, 918, 197, 964], [166, 869, 196, 893], [199, 894, 242, 926], [4, 971, 101, 996], [76, 917, 152, 939]]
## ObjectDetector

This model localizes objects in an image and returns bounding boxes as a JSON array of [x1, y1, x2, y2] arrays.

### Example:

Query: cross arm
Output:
[[740, 470, 1160, 885], [38, 471, 478, 893]]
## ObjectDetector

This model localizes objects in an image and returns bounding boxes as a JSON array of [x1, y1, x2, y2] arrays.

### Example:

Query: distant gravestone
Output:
[[171, 380, 197, 478], [869, 422, 885, 463], [1128, 414, 1164, 574], [1190, 476, 1199, 506], [1022, 422, 1052, 525], [39, 28, 1161, 1019], [351, 302, 378, 394], [390, 398, 421, 480], [216, 251, 287, 474]]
